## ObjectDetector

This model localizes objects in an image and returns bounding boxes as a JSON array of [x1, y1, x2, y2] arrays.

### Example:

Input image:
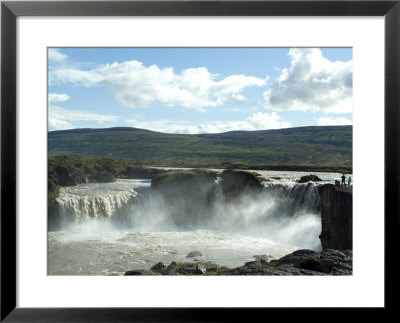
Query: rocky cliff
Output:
[[318, 184, 352, 250]]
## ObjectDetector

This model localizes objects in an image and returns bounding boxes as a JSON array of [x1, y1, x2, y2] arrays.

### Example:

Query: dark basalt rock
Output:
[[124, 270, 158, 275], [124, 166, 166, 179], [220, 169, 264, 198], [318, 184, 352, 250], [227, 249, 352, 276], [124, 249, 352, 276], [124, 270, 145, 275], [274, 249, 352, 274], [53, 165, 80, 186], [48, 174, 59, 207], [186, 251, 203, 258], [297, 174, 322, 183], [151, 262, 167, 271], [152, 261, 223, 275], [89, 172, 116, 183]]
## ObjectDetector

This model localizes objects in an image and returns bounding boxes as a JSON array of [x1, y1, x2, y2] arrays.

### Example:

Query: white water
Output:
[[48, 170, 345, 275]]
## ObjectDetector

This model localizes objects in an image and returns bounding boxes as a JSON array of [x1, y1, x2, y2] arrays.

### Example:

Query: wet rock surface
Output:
[[297, 174, 322, 183], [318, 184, 352, 250], [124, 249, 352, 276], [186, 251, 203, 258], [221, 169, 264, 198]]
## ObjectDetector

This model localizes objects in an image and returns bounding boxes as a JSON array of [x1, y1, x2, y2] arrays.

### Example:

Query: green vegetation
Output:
[[222, 169, 266, 184], [48, 126, 352, 170], [152, 168, 216, 188]]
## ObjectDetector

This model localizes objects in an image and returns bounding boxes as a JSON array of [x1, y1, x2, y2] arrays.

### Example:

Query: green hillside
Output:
[[48, 126, 352, 168]]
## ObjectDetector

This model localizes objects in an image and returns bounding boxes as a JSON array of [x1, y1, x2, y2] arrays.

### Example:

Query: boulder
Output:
[[220, 169, 264, 198], [195, 264, 207, 274], [186, 251, 203, 258], [124, 270, 158, 275], [124, 270, 144, 275], [297, 174, 322, 183], [151, 262, 167, 272]]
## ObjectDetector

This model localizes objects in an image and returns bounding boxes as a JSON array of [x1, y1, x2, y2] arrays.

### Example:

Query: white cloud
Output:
[[48, 105, 120, 131], [48, 93, 70, 103], [48, 48, 68, 62], [49, 60, 267, 109], [263, 48, 352, 113], [127, 112, 291, 134], [230, 93, 246, 102], [247, 112, 291, 129], [49, 106, 119, 122], [48, 118, 73, 131], [317, 117, 352, 126]]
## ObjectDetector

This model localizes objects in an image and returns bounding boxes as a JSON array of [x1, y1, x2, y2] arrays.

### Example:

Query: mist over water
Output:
[[49, 171, 337, 275]]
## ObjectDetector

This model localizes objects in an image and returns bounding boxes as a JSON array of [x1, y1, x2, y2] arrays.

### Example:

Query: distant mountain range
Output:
[[48, 125, 352, 168]]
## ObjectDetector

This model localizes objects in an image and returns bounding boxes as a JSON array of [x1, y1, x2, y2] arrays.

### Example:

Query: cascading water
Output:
[[263, 181, 321, 215], [48, 170, 340, 275], [55, 179, 149, 225]]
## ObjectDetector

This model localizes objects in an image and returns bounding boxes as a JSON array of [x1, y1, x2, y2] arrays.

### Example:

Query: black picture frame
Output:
[[1, 0, 399, 321]]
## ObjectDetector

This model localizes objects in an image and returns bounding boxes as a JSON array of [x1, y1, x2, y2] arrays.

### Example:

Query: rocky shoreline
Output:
[[124, 249, 352, 276]]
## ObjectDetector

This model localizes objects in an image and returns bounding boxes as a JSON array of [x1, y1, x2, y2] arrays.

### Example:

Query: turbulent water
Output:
[[48, 170, 343, 275]]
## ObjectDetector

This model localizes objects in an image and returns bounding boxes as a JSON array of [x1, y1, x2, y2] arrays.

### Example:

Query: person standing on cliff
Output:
[[341, 174, 346, 187], [348, 176, 352, 188]]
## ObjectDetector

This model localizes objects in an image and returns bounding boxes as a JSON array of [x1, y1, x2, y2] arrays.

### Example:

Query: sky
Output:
[[48, 47, 352, 134]]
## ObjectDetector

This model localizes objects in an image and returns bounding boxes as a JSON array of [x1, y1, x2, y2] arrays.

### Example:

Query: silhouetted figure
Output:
[[341, 174, 346, 187]]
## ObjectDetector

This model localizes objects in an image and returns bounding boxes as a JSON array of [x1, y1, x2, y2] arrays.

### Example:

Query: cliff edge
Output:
[[318, 184, 352, 250]]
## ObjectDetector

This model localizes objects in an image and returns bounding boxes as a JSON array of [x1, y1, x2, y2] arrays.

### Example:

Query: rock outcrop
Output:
[[151, 169, 219, 227], [124, 166, 165, 179], [220, 169, 264, 198], [318, 184, 352, 250], [124, 249, 352, 276], [297, 174, 322, 183], [186, 251, 203, 258], [48, 156, 167, 191]]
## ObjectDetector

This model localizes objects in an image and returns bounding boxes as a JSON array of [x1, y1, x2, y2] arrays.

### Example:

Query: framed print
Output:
[[1, 0, 399, 321]]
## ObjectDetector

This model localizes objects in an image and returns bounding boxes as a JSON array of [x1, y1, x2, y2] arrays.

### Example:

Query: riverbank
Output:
[[124, 249, 352, 276]]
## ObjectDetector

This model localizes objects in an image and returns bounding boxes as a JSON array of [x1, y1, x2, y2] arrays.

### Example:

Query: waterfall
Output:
[[53, 178, 322, 241], [55, 180, 149, 224], [262, 182, 321, 215], [51, 176, 324, 251]]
